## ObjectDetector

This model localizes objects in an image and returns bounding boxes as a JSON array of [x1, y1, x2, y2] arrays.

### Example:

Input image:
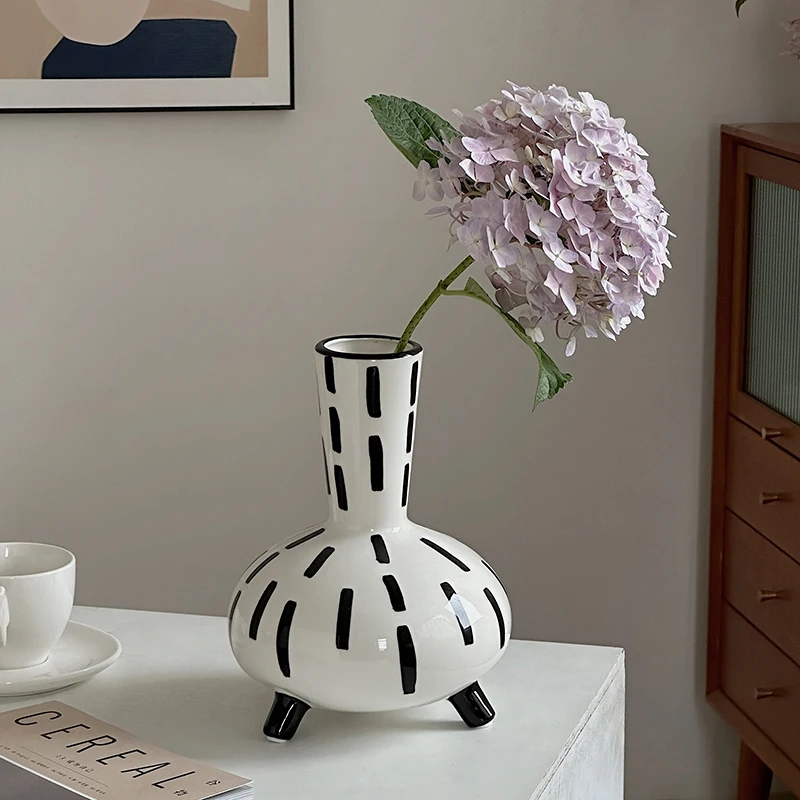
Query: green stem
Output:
[[394, 255, 474, 353]]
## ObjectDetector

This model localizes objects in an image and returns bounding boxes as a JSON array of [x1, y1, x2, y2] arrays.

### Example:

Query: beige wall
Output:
[[0, 0, 798, 797]]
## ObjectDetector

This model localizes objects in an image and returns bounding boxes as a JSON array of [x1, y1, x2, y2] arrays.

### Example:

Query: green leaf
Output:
[[366, 95, 459, 168], [461, 279, 572, 409], [531, 343, 572, 409], [735, 0, 748, 16]]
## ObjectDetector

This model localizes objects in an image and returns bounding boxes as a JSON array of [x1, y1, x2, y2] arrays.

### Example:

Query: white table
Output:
[[1, 608, 625, 800]]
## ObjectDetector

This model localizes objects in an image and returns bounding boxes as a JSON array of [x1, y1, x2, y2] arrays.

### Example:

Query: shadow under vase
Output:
[[42, 19, 237, 80]]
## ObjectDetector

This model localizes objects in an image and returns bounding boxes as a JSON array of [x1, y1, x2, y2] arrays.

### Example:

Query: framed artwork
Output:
[[0, 0, 294, 112]]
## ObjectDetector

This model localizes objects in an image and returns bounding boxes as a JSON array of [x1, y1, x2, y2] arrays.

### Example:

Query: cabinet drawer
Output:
[[724, 512, 800, 664], [722, 604, 800, 764], [727, 417, 800, 562]]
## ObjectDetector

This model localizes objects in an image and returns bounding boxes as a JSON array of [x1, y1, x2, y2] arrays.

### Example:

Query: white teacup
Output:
[[0, 543, 75, 670]]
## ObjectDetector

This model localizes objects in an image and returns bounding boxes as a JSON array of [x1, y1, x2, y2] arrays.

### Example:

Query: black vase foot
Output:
[[263, 692, 310, 742], [448, 681, 496, 728]]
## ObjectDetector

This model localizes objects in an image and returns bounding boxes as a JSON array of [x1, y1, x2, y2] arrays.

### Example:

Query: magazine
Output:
[[0, 701, 252, 800]]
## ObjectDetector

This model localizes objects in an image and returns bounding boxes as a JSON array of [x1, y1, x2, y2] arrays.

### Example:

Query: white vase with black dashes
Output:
[[228, 335, 511, 741]]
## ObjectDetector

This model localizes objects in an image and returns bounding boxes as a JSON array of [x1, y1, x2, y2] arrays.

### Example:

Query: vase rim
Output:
[[315, 334, 423, 360]]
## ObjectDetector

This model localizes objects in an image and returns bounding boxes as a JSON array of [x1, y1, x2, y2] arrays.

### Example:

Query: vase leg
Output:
[[263, 692, 310, 742], [448, 681, 495, 728]]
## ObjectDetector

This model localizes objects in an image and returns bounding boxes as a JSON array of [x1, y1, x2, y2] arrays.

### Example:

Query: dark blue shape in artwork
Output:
[[43, 19, 237, 80]]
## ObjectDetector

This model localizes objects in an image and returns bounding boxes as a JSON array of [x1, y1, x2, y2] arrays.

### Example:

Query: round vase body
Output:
[[229, 336, 511, 714]]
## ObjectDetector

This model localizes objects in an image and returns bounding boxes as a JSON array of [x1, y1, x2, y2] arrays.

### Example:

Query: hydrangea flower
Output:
[[414, 83, 672, 354], [367, 87, 673, 406]]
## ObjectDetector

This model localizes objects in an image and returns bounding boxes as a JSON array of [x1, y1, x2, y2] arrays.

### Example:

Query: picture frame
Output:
[[0, 0, 294, 113]]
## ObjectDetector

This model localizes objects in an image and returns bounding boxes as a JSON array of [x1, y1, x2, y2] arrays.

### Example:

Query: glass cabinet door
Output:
[[744, 176, 800, 426]]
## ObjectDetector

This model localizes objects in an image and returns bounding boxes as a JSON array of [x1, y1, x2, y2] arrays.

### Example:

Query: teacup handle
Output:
[[0, 587, 8, 647]]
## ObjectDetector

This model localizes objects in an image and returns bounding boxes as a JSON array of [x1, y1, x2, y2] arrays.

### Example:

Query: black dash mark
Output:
[[441, 582, 474, 645], [410, 361, 419, 405], [249, 580, 278, 641], [324, 356, 336, 394], [382, 575, 406, 611], [336, 588, 353, 650], [276, 600, 297, 678], [484, 588, 506, 648], [329, 407, 342, 453], [322, 439, 331, 495], [246, 551, 279, 584], [369, 436, 384, 491], [402, 464, 410, 507], [371, 534, 390, 564], [406, 411, 414, 454], [228, 591, 241, 633], [286, 528, 325, 549], [397, 625, 417, 694], [366, 366, 381, 418], [304, 546, 335, 578], [334, 465, 348, 510], [420, 538, 470, 571], [482, 559, 505, 590]]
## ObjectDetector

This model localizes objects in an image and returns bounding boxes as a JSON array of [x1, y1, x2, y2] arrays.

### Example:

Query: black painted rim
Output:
[[315, 335, 423, 360]]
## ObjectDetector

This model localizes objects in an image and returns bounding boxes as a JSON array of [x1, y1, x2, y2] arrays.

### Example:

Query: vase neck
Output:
[[315, 336, 423, 531]]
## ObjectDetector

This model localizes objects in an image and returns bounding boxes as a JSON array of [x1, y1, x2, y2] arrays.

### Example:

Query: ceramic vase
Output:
[[228, 335, 511, 741]]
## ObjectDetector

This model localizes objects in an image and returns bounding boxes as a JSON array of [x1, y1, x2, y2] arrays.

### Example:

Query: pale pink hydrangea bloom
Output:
[[414, 83, 673, 354]]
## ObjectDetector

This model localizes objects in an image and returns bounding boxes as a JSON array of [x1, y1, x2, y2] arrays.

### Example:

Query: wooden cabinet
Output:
[[708, 125, 800, 799]]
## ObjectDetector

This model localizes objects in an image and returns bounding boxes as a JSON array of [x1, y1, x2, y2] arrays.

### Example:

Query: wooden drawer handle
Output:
[[754, 687, 782, 700], [757, 590, 785, 602], [761, 428, 783, 440], [759, 493, 783, 505]]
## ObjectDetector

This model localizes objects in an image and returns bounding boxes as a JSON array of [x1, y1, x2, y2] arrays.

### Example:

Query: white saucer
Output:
[[0, 621, 121, 697]]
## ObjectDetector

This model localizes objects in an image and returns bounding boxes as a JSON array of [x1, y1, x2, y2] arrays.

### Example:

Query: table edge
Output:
[[530, 649, 625, 800]]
